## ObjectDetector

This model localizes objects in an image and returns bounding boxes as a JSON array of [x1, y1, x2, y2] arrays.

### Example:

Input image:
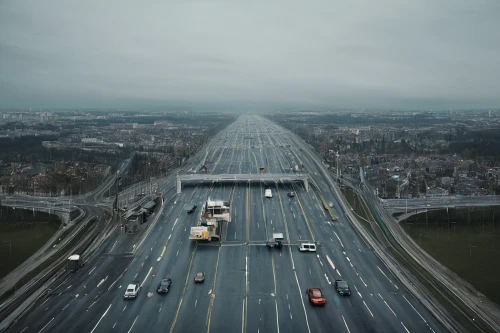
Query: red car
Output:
[[307, 288, 326, 305]]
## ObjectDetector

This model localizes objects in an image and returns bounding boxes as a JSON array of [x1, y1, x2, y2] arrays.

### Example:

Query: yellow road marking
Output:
[[277, 190, 292, 245], [169, 243, 197, 333], [246, 184, 250, 243], [293, 186, 315, 242], [206, 245, 222, 332]]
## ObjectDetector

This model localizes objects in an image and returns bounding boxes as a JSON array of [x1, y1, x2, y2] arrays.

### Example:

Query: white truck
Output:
[[67, 254, 83, 272], [189, 198, 231, 241], [265, 189, 272, 198], [124, 282, 141, 299]]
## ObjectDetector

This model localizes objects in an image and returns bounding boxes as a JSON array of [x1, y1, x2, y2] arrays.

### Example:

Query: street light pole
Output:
[[335, 151, 340, 180]]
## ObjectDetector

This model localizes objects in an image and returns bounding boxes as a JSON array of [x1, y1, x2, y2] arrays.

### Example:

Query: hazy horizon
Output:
[[1, 0, 499, 110]]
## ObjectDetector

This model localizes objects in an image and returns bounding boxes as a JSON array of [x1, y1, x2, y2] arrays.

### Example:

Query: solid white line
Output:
[[334, 231, 344, 248], [402, 295, 427, 323], [88, 300, 98, 309], [342, 315, 351, 333], [326, 255, 335, 270], [38, 317, 54, 333], [97, 276, 108, 288], [127, 315, 139, 333], [363, 301, 374, 318], [377, 266, 393, 284], [244, 250, 249, 333], [241, 299, 245, 333], [38, 297, 51, 308], [401, 321, 411, 333], [336, 269, 342, 277], [384, 300, 397, 317], [108, 279, 118, 290], [90, 304, 112, 333], [275, 299, 280, 333], [293, 271, 311, 333], [359, 276, 367, 287], [20, 327, 28, 333], [88, 266, 97, 275]]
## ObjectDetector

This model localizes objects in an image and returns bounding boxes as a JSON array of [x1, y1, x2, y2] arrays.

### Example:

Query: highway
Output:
[[383, 195, 500, 211], [7, 115, 447, 333]]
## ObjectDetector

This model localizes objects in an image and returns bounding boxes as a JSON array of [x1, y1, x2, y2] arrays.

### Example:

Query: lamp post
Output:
[[335, 151, 340, 183], [114, 173, 121, 218], [2, 240, 11, 257]]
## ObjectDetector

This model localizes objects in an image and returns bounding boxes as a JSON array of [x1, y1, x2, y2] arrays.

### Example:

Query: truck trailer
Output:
[[67, 254, 82, 272]]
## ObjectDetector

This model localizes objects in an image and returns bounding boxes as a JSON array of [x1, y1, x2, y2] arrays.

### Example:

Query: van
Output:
[[265, 189, 272, 198], [299, 243, 316, 252]]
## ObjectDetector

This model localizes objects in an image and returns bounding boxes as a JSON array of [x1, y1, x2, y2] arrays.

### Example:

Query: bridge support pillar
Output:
[[177, 176, 182, 194], [304, 179, 309, 192]]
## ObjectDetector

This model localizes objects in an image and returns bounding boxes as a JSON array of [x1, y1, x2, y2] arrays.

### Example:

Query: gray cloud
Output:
[[1, 0, 499, 109]]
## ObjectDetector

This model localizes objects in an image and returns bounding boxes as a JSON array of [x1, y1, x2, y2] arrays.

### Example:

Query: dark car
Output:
[[184, 204, 197, 214], [157, 278, 172, 294], [307, 288, 326, 305], [194, 271, 205, 283], [287, 192, 295, 197], [334, 279, 351, 296]]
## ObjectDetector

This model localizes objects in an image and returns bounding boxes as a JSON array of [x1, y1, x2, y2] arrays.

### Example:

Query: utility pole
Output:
[[114, 172, 121, 218], [335, 151, 340, 181]]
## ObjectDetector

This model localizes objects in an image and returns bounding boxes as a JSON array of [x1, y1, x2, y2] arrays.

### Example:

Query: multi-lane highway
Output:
[[7, 115, 447, 333], [383, 195, 500, 211]]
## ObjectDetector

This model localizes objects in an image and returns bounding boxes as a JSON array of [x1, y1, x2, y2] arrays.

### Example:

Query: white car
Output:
[[124, 282, 140, 299]]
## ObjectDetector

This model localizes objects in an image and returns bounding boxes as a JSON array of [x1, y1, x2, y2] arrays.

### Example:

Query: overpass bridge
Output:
[[176, 173, 309, 193]]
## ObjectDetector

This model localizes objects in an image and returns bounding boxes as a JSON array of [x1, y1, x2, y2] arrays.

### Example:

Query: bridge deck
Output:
[[176, 173, 309, 193]]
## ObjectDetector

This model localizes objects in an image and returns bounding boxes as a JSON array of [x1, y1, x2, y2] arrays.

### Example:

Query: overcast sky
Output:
[[1, 0, 499, 110]]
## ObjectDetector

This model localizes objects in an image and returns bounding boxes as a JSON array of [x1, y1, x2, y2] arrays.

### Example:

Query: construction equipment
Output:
[[189, 197, 231, 241]]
